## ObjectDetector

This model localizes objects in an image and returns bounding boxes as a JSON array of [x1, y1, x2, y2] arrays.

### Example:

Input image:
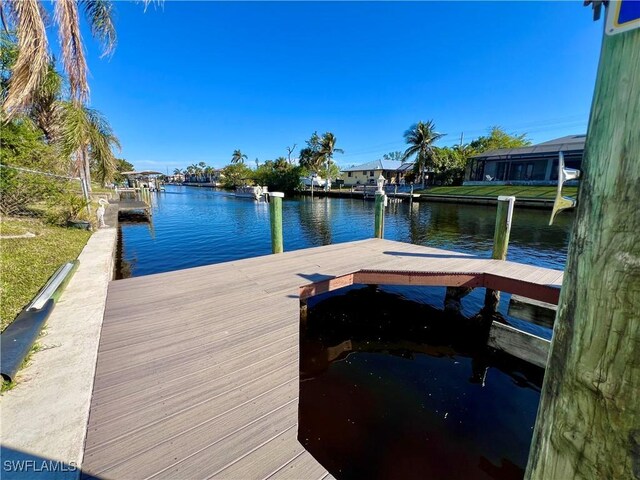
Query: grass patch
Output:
[[0, 340, 45, 393], [0, 217, 91, 331], [416, 185, 578, 199], [2, 379, 16, 392]]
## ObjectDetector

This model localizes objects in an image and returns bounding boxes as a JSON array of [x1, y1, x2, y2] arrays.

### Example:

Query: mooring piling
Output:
[[484, 195, 515, 313], [374, 191, 386, 238], [526, 22, 640, 480], [269, 192, 284, 253]]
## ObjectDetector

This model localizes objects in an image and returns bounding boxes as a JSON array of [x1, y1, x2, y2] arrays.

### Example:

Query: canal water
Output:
[[119, 185, 573, 277], [300, 286, 544, 480]]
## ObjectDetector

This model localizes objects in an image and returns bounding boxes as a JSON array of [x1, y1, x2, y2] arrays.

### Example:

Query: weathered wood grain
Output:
[[488, 322, 551, 368], [525, 26, 640, 480]]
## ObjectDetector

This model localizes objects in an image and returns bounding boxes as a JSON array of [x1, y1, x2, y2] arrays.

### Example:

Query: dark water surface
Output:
[[119, 185, 574, 277], [300, 287, 544, 480]]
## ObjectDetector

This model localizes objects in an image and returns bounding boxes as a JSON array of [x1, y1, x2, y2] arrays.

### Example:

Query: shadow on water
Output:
[[299, 286, 544, 480]]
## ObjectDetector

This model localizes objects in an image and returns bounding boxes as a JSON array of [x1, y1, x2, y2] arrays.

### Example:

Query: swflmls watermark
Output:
[[3, 460, 78, 473]]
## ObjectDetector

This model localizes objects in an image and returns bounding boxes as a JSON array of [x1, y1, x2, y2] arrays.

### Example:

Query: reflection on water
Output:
[[118, 185, 574, 277], [299, 286, 543, 480]]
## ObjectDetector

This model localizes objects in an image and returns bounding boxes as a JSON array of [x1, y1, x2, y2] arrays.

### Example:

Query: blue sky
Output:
[[75, 1, 602, 172]]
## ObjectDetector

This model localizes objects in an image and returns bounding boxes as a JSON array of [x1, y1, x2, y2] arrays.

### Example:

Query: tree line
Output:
[[397, 121, 530, 187], [173, 131, 345, 192], [174, 124, 530, 193]]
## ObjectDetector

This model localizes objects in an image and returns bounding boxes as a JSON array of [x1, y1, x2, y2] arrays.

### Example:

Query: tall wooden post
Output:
[[526, 18, 640, 480], [374, 192, 385, 238], [483, 195, 515, 312], [269, 192, 284, 254]]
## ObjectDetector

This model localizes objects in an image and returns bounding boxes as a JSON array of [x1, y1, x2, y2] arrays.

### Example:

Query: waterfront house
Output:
[[168, 173, 185, 183], [340, 160, 415, 186], [465, 134, 585, 185]]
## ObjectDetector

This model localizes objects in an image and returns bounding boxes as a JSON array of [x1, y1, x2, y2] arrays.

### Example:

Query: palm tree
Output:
[[402, 120, 446, 188], [187, 164, 198, 182], [197, 161, 207, 181], [204, 166, 215, 182], [0, 0, 126, 117], [317, 132, 343, 191], [59, 101, 120, 189], [274, 157, 289, 170], [298, 132, 322, 172], [231, 149, 247, 164]]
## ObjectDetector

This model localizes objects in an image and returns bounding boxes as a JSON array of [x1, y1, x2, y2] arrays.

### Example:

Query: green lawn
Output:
[[0, 217, 91, 331], [416, 185, 578, 200]]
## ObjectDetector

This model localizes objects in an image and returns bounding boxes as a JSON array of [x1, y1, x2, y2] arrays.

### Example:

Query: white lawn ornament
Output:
[[96, 199, 109, 228]]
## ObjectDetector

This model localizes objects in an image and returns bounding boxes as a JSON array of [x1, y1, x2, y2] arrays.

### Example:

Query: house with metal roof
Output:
[[340, 159, 415, 186], [465, 134, 585, 185]]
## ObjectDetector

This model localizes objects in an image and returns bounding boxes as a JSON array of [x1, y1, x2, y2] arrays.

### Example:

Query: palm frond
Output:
[[89, 126, 118, 184], [30, 62, 64, 141], [58, 100, 119, 184], [55, 0, 88, 102], [2, 0, 49, 118], [59, 100, 89, 158], [80, 0, 116, 58]]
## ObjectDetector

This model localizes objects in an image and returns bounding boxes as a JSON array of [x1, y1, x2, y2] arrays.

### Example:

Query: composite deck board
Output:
[[267, 451, 330, 480], [83, 238, 563, 479], [95, 304, 299, 373], [98, 292, 297, 351], [89, 344, 299, 427], [91, 327, 299, 406], [212, 427, 305, 480], [86, 380, 299, 475]]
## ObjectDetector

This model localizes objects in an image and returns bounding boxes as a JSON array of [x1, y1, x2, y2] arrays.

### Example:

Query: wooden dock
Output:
[[82, 239, 563, 479], [116, 199, 152, 221]]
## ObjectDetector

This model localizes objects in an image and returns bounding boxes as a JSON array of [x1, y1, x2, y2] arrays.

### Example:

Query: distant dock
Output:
[[115, 188, 153, 221], [82, 238, 562, 479]]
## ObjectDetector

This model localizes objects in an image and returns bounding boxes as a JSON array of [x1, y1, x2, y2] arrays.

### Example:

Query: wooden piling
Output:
[[525, 23, 640, 480], [374, 192, 385, 238], [444, 286, 472, 314], [269, 192, 284, 254], [484, 195, 515, 313]]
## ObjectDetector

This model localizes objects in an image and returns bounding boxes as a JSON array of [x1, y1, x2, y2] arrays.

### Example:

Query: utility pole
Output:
[[459, 131, 464, 147], [526, 3, 640, 479]]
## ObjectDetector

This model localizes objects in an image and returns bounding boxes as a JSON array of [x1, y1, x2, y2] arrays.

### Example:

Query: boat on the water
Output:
[[235, 185, 268, 201], [300, 174, 329, 188]]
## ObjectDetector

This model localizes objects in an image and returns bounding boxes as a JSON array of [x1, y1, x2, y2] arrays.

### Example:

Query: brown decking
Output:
[[82, 239, 563, 479]]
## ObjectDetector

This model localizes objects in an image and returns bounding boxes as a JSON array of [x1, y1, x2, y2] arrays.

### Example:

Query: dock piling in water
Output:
[[374, 192, 386, 238], [484, 195, 515, 313], [269, 192, 284, 253]]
